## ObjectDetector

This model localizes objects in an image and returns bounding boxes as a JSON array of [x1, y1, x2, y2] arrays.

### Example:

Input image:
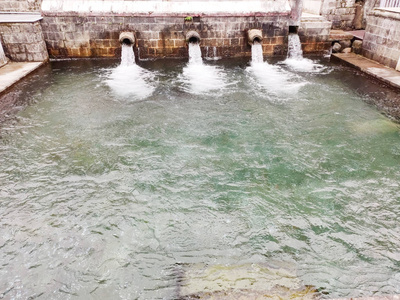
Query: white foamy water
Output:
[[247, 62, 306, 96], [287, 33, 303, 59], [248, 41, 305, 96], [105, 44, 155, 99], [283, 33, 330, 73], [283, 57, 329, 73], [121, 43, 135, 66], [181, 43, 228, 94]]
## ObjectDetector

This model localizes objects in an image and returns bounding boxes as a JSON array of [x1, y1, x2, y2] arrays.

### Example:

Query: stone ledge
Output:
[[329, 29, 354, 41], [41, 0, 291, 15], [0, 61, 45, 95], [328, 295, 400, 300], [332, 52, 400, 90], [369, 8, 400, 21], [0, 13, 42, 23]]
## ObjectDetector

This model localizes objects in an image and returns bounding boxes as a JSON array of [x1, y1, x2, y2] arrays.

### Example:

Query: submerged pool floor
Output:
[[0, 58, 399, 299]]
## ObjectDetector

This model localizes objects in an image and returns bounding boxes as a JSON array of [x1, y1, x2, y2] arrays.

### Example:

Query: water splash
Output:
[[283, 33, 330, 73], [180, 43, 227, 94], [105, 43, 155, 99], [248, 41, 305, 96]]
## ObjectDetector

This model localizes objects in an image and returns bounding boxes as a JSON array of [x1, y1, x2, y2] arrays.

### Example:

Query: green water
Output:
[[0, 58, 399, 299]]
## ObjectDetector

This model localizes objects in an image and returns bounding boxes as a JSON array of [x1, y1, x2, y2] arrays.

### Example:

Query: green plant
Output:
[[184, 16, 193, 21]]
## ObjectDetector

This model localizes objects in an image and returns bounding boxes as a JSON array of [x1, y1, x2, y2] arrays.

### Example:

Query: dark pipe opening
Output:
[[289, 26, 299, 34], [253, 37, 262, 44], [122, 38, 132, 45], [188, 36, 200, 44]]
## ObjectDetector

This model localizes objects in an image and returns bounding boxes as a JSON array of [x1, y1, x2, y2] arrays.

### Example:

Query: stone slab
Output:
[[301, 12, 329, 21], [328, 296, 400, 300], [177, 263, 318, 299], [331, 52, 400, 90], [329, 29, 354, 41], [0, 13, 43, 23], [0, 62, 45, 94], [348, 30, 365, 40]]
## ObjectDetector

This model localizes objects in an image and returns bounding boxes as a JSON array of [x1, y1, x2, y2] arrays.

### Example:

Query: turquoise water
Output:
[[0, 58, 399, 299]]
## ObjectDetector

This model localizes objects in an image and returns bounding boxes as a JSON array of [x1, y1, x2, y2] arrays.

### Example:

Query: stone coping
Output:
[[0, 13, 43, 23], [348, 30, 365, 40], [0, 62, 45, 95], [41, 0, 291, 15], [329, 29, 354, 41], [370, 7, 400, 20]]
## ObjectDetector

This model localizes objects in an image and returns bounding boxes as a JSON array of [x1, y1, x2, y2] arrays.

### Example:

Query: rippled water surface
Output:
[[0, 58, 399, 299]]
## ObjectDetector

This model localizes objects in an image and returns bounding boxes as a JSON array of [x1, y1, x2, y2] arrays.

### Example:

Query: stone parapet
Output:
[[298, 15, 332, 54]]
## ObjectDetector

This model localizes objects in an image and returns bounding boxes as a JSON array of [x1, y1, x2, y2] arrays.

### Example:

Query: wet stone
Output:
[[177, 263, 319, 299]]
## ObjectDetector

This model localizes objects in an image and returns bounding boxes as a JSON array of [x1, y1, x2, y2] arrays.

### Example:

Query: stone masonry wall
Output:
[[303, 0, 374, 30], [40, 14, 291, 59], [362, 8, 400, 69], [0, 0, 42, 12], [0, 22, 49, 61], [299, 18, 332, 54], [322, 0, 357, 30]]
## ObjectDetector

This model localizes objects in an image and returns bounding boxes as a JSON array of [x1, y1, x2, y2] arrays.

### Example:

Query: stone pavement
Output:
[[0, 61, 45, 95], [332, 52, 400, 90]]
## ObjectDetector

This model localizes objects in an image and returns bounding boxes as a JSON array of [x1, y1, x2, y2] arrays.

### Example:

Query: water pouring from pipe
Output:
[[181, 31, 227, 94], [246, 29, 306, 96], [105, 32, 155, 99], [248, 29, 264, 64], [283, 27, 328, 73]]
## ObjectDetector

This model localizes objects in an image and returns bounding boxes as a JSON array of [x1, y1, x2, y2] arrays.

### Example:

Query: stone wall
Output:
[[303, 0, 374, 30], [0, 21, 49, 61], [299, 15, 332, 54], [362, 8, 400, 69], [322, 0, 357, 29], [40, 14, 291, 59], [0, 0, 42, 12]]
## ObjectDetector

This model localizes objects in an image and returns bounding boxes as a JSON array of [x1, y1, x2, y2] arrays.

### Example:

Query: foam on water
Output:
[[181, 43, 228, 94], [283, 33, 330, 73], [247, 41, 306, 96], [105, 44, 155, 99]]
